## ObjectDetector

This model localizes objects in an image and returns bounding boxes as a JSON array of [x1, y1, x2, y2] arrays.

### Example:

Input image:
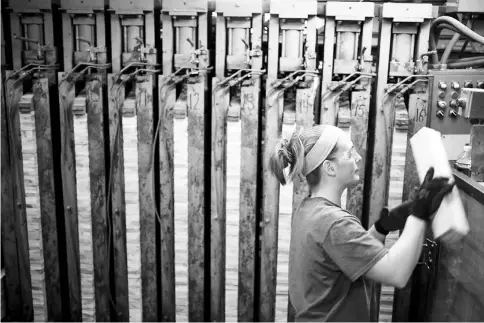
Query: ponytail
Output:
[[269, 131, 305, 185]]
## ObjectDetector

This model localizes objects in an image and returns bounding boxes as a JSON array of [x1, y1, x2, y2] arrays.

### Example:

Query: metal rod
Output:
[[335, 32, 341, 60], [354, 32, 359, 60]]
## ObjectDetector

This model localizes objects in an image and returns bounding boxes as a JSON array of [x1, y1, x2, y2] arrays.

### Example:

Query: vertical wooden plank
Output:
[[72, 87, 96, 322], [368, 18, 393, 323], [111, 13, 122, 73], [86, 76, 110, 322], [158, 75, 176, 322], [238, 13, 262, 321], [122, 89, 140, 323], [9, 14, 22, 70], [107, 75, 130, 322], [187, 79, 206, 322], [137, 77, 158, 322], [260, 15, 281, 323], [160, 11, 175, 321], [1, 73, 23, 321], [238, 83, 260, 322], [62, 15, 73, 71], [346, 93, 370, 221], [20, 92, 49, 322], [33, 78, 62, 320], [211, 77, 227, 322], [392, 84, 430, 323], [320, 17, 336, 126], [58, 72, 82, 321], [368, 18, 392, 228], [6, 77, 34, 321]]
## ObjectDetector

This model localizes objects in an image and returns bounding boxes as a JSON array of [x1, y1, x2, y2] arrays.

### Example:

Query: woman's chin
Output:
[[349, 174, 360, 186]]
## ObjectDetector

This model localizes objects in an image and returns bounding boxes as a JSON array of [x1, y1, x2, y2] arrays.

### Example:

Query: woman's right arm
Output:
[[364, 215, 427, 288], [364, 167, 454, 288]]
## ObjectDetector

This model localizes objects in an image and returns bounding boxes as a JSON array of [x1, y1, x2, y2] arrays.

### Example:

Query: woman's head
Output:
[[269, 125, 361, 188]]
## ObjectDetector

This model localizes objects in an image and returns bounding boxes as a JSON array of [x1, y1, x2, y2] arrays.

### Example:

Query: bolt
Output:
[[265, 218, 270, 223], [17, 202, 22, 208], [214, 216, 218, 220], [88, 14, 93, 18], [281, 19, 285, 23], [67, 206, 72, 212], [115, 209, 119, 214], [191, 16, 195, 20]]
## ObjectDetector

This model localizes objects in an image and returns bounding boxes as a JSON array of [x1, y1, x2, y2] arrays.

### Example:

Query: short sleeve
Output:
[[322, 216, 388, 282]]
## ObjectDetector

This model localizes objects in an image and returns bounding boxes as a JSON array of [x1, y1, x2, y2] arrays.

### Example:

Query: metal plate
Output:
[[162, 0, 208, 13], [326, 2, 374, 20], [60, 0, 106, 10], [215, 0, 262, 16], [109, 0, 153, 12], [8, 0, 57, 11], [382, 3, 433, 21], [270, 0, 317, 18]]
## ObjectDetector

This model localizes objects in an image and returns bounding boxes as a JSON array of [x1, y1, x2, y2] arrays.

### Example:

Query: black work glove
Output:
[[410, 167, 455, 222], [374, 200, 413, 235], [374, 167, 455, 235]]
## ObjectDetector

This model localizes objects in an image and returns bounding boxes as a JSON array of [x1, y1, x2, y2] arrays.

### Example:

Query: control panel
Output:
[[429, 69, 484, 132], [428, 69, 484, 159]]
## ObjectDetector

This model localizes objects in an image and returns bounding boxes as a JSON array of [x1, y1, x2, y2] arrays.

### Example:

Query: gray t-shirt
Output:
[[289, 196, 388, 322]]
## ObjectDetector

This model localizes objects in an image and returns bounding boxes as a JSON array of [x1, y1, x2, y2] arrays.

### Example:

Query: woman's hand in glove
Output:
[[410, 166, 455, 221], [374, 201, 413, 235]]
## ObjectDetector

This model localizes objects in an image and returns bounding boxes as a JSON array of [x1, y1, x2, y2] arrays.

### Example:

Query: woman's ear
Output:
[[322, 160, 336, 177]]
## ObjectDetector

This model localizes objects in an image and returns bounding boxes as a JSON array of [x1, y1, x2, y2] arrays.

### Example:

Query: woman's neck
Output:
[[309, 183, 345, 207]]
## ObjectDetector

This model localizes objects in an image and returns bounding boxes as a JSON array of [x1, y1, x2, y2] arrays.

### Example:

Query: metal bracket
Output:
[[417, 238, 438, 270], [13, 34, 54, 60]]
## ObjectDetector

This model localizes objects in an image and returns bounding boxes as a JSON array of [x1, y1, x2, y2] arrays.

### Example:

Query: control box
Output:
[[458, 88, 484, 120], [428, 69, 484, 159]]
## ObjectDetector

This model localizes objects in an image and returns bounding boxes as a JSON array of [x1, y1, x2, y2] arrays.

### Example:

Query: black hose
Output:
[[430, 16, 484, 65]]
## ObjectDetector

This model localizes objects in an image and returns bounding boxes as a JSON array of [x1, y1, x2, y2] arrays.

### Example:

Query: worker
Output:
[[269, 124, 454, 322]]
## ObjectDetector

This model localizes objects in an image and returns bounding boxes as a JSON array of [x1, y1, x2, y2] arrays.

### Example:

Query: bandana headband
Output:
[[302, 126, 344, 176]]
